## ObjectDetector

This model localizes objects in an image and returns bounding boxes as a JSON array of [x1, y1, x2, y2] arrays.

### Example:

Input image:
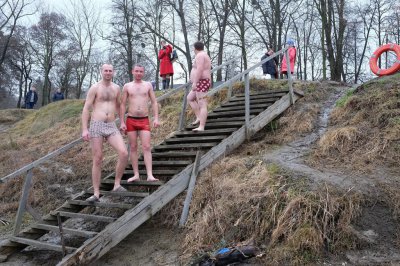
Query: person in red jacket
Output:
[[158, 40, 174, 90], [281, 39, 297, 78]]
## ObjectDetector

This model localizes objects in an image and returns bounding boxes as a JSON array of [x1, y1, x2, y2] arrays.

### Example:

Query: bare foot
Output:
[[191, 119, 200, 125], [147, 176, 159, 182], [127, 175, 140, 183], [192, 127, 205, 132]]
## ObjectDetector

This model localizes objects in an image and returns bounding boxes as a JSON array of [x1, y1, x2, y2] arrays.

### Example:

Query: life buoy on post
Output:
[[369, 44, 400, 76]]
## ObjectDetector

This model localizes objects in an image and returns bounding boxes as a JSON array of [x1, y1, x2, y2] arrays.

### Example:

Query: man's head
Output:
[[193, 41, 204, 52], [101, 64, 114, 81], [132, 64, 145, 81], [57, 88, 61, 93], [31, 87, 36, 92]]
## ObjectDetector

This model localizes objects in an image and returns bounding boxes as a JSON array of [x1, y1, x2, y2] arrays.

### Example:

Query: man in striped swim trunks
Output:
[[187, 41, 212, 131], [81, 64, 129, 202]]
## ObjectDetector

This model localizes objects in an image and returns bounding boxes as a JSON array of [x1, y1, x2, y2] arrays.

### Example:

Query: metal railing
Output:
[[0, 55, 241, 235]]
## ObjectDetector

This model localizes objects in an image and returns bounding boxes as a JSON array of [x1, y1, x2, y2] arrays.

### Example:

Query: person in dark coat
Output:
[[261, 48, 278, 79], [25, 87, 38, 109], [158, 40, 174, 90], [52, 88, 65, 102]]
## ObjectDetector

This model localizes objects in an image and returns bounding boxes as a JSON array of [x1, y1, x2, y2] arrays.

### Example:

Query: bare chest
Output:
[[96, 87, 116, 102], [128, 86, 148, 100]]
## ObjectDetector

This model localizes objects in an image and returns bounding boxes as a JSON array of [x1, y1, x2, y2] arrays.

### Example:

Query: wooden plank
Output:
[[213, 103, 272, 112], [185, 121, 243, 129], [101, 179, 164, 187], [122, 169, 179, 175], [154, 143, 218, 150], [67, 200, 134, 210], [220, 97, 279, 107], [31, 224, 97, 238], [165, 135, 225, 143], [10, 236, 76, 253], [174, 128, 237, 136], [136, 160, 193, 166], [53, 211, 116, 223], [206, 116, 255, 123], [234, 89, 289, 97], [14, 169, 33, 235], [229, 92, 287, 101], [151, 151, 198, 158], [86, 189, 149, 198], [207, 109, 265, 118]]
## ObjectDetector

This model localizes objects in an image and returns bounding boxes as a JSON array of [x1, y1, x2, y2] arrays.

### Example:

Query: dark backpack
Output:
[[170, 50, 178, 62]]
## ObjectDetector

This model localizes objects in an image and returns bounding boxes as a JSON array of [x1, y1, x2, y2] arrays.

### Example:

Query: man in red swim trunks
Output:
[[120, 64, 160, 182], [187, 41, 212, 131]]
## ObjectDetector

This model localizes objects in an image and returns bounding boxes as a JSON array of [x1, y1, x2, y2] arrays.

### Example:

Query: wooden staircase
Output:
[[0, 88, 302, 265]]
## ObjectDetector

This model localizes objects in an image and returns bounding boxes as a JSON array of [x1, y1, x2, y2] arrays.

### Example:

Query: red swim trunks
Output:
[[126, 116, 151, 132], [194, 78, 211, 93]]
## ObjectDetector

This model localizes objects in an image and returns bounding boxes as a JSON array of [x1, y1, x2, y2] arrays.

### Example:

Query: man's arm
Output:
[[81, 86, 96, 141], [148, 83, 159, 128], [119, 85, 128, 131], [191, 55, 205, 90]]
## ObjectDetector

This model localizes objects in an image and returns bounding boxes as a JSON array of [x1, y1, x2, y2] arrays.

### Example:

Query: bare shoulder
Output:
[[111, 82, 120, 92], [87, 82, 99, 95], [144, 81, 153, 90]]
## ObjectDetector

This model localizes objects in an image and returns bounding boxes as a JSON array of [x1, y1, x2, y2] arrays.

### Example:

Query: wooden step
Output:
[[174, 128, 237, 137], [213, 103, 272, 112], [165, 135, 225, 144], [102, 179, 164, 186], [151, 151, 198, 158], [154, 142, 218, 151], [136, 160, 193, 167], [206, 116, 255, 123], [10, 236, 76, 253], [185, 121, 243, 130], [220, 98, 278, 107], [53, 211, 116, 223], [207, 109, 265, 118], [86, 189, 150, 198], [234, 89, 289, 97], [229, 93, 286, 102], [31, 224, 97, 238], [121, 169, 180, 176], [67, 200, 134, 210]]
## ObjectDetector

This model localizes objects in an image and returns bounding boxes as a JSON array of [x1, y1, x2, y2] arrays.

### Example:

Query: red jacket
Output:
[[281, 46, 297, 73], [158, 44, 174, 76]]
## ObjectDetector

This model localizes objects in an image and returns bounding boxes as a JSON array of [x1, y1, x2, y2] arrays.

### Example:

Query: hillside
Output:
[[1, 78, 399, 265]]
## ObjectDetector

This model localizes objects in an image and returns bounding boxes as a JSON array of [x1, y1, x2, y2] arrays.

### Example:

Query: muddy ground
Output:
[[1, 84, 399, 265]]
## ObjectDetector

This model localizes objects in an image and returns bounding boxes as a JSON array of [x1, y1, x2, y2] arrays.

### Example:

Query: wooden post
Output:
[[179, 151, 202, 227], [227, 83, 233, 100], [244, 73, 250, 140], [285, 48, 295, 105], [57, 213, 67, 257], [178, 84, 190, 131], [14, 169, 33, 235]]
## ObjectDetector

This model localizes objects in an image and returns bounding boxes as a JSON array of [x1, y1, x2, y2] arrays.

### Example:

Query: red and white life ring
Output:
[[369, 44, 400, 76]]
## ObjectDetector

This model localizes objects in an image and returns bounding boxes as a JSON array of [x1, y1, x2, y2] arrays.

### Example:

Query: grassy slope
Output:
[[1, 79, 398, 264]]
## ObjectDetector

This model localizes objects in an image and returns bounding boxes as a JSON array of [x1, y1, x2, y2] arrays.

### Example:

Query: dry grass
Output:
[[311, 73, 400, 172], [173, 155, 363, 265]]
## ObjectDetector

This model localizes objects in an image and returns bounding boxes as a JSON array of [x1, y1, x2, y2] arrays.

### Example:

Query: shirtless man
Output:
[[187, 41, 212, 131], [120, 64, 160, 182], [81, 64, 128, 202]]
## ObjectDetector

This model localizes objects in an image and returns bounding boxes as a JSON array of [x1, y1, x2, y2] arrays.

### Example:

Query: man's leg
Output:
[[107, 133, 128, 190], [127, 131, 140, 182], [187, 90, 200, 124], [193, 92, 208, 131], [90, 137, 104, 199], [140, 130, 158, 181]]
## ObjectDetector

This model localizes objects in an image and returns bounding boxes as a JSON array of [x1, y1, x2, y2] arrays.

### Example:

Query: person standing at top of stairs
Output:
[[81, 64, 129, 202], [120, 64, 160, 182], [158, 40, 174, 90], [187, 41, 212, 132]]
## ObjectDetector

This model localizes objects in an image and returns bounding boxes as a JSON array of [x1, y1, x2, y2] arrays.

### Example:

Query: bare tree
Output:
[[30, 12, 68, 105], [0, 0, 35, 69], [65, 0, 100, 99]]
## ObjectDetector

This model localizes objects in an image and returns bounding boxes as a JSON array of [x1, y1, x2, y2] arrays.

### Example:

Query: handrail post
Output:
[[244, 73, 250, 140], [14, 169, 33, 235], [178, 84, 191, 131], [285, 48, 295, 105]]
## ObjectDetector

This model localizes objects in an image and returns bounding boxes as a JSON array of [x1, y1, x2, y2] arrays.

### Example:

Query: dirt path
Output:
[[263, 87, 400, 265]]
